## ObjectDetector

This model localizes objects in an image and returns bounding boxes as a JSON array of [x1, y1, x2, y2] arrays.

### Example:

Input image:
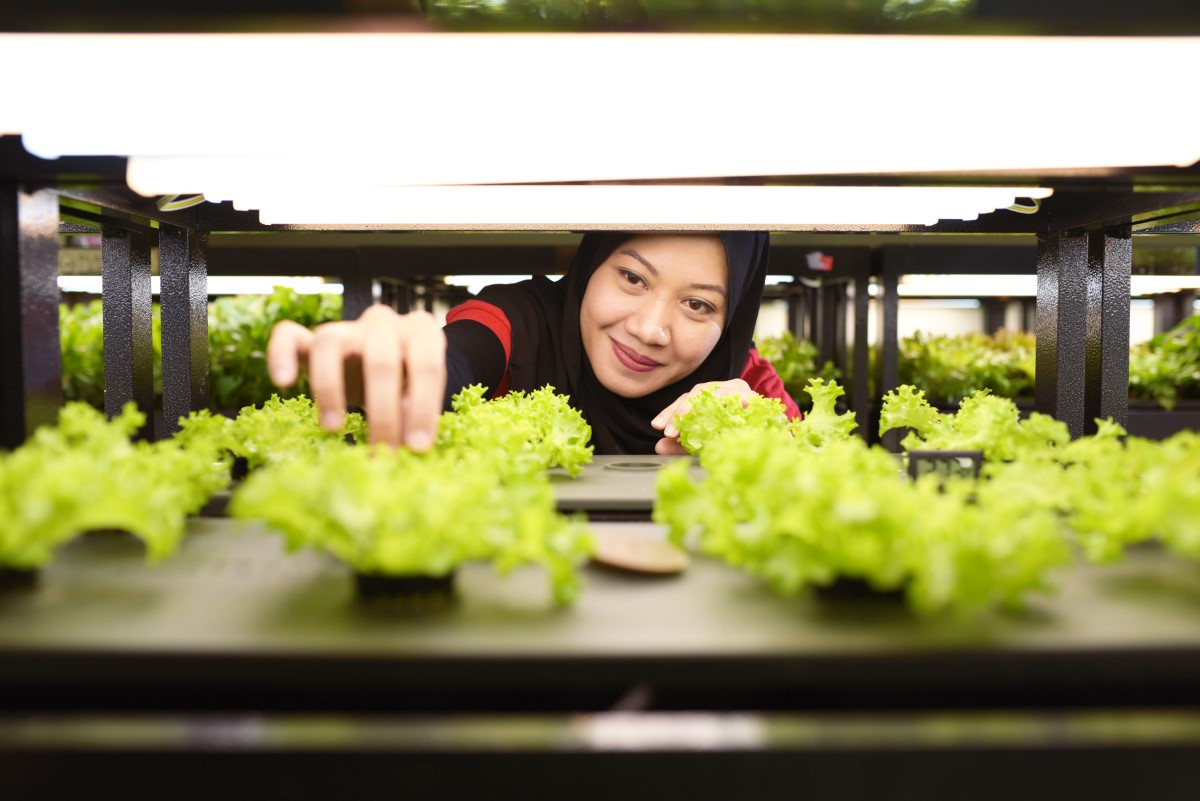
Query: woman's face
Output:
[[579, 234, 728, 399]]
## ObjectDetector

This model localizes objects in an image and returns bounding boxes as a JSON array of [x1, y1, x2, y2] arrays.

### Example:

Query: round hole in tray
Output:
[[603, 460, 667, 472]]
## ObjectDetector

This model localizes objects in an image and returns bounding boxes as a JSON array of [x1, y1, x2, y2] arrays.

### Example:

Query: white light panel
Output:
[[0, 33, 1194, 226], [250, 185, 1052, 227], [57, 276, 344, 295], [0, 34, 1193, 178]]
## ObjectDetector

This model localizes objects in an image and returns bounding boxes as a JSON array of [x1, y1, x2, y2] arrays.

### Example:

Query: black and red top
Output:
[[441, 232, 796, 454], [444, 297, 802, 425]]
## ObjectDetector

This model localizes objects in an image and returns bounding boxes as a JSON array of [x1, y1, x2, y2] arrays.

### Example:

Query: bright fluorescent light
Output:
[[899, 274, 1200, 298], [444, 274, 534, 294], [901, 298, 983, 310], [899, 275, 1038, 297], [1131, 276, 1200, 296], [0, 34, 1195, 186], [900, 275, 1038, 297], [58, 276, 343, 295], [249, 185, 1051, 228]]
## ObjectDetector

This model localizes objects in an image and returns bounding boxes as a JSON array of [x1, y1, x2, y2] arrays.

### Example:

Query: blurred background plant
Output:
[[60, 287, 342, 412]]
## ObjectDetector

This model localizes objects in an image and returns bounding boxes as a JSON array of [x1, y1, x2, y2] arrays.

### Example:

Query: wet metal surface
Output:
[[159, 226, 209, 436], [1036, 232, 1088, 438], [0, 187, 60, 448], [1085, 227, 1131, 432], [101, 226, 154, 439]]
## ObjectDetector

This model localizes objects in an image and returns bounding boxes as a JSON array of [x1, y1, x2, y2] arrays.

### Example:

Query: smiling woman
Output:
[[581, 236, 728, 398], [268, 233, 801, 455]]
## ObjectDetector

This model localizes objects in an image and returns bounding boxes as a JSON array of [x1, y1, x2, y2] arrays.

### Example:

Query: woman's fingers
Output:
[[360, 307, 405, 447], [397, 312, 447, 452], [308, 321, 357, 431], [652, 392, 695, 439], [267, 320, 315, 388], [269, 306, 449, 450], [651, 380, 758, 440], [355, 307, 447, 450], [655, 437, 689, 456], [650, 392, 690, 431]]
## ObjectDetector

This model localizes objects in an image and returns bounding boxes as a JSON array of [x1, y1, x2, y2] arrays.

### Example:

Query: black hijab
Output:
[[477, 232, 771, 454]]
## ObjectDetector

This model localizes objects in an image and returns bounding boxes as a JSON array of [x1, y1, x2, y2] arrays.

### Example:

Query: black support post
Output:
[[876, 270, 900, 397], [1152, 291, 1196, 335], [1084, 226, 1131, 433], [342, 251, 374, 321], [785, 284, 815, 342], [159, 226, 209, 435], [0, 186, 61, 449], [851, 271, 871, 440], [817, 281, 848, 371], [876, 270, 900, 449], [981, 298, 1008, 334], [378, 278, 413, 314], [1035, 232, 1089, 438], [1019, 297, 1036, 333], [101, 226, 154, 440]]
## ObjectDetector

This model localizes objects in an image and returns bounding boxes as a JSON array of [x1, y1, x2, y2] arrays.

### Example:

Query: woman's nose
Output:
[[626, 299, 670, 346]]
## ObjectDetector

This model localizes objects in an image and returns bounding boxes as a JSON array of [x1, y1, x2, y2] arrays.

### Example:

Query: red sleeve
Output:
[[741, 347, 803, 421], [445, 299, 512, 397]]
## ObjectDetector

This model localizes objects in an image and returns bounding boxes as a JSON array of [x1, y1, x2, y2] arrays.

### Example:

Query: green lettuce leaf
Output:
[[880, 387, 1069, 462], [437, 385, 593, 476], [229, 445, 593, 605], [655, 426, 1070, 617], [218, 395, 365, 471], [789, 378, 858, 448], [898, 329, 1036, 403], [673, 387, 790, 455], [0, 402, 227, 568], [754, 331, 842, 407]]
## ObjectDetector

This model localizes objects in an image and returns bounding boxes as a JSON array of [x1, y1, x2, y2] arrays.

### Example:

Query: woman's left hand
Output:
[[650, 379, 756, 456]]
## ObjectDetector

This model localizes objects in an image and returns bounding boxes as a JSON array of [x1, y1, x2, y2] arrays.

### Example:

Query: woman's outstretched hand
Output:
[[649, 379, 755, 456], [267, 305, 447, 451]]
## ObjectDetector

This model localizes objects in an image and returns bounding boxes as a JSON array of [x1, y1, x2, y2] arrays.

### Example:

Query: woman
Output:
[[267, 232, 801, 454]]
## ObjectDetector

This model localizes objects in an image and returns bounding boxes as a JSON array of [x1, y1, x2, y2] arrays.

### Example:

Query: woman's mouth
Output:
[[610, 338, 662, 373]]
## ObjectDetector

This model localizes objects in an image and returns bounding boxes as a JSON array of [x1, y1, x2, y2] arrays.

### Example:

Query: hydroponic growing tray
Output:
[[3, 518, 1200, 713], [201, 454, 702, 518], [549, 454, 701, 515]]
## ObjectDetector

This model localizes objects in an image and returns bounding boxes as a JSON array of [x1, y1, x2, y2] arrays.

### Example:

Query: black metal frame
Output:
[[6, 138, 1200, 799], [1152, 289, 1197, 335], [0, 185, 60, 449], [874, 245, 1039, 396], [99, 226, 155, 439], [4, 132, 1200, 443], [158, 226, 209, 436], [764, 246, 873, 431], [872, 233, 1200, 441]]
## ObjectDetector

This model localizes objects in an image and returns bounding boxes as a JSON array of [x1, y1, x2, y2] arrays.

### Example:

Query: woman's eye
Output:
[[620, 270, 644, 287], [686, 299, 715, 314]]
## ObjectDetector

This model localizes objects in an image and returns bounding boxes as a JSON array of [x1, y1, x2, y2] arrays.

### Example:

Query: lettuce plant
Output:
[[879, 386, 1070, 462], [654, 428, 1069, 617], [898, 330, 1036, 403], [754, 331, 842, 405], [0, 403, 227, 569], [437, 385, 593, 476], [174, 395, 366, 473], [673, 378, 857, 456], [229, 445, 593, 605], [59, 287, 343, 413]]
